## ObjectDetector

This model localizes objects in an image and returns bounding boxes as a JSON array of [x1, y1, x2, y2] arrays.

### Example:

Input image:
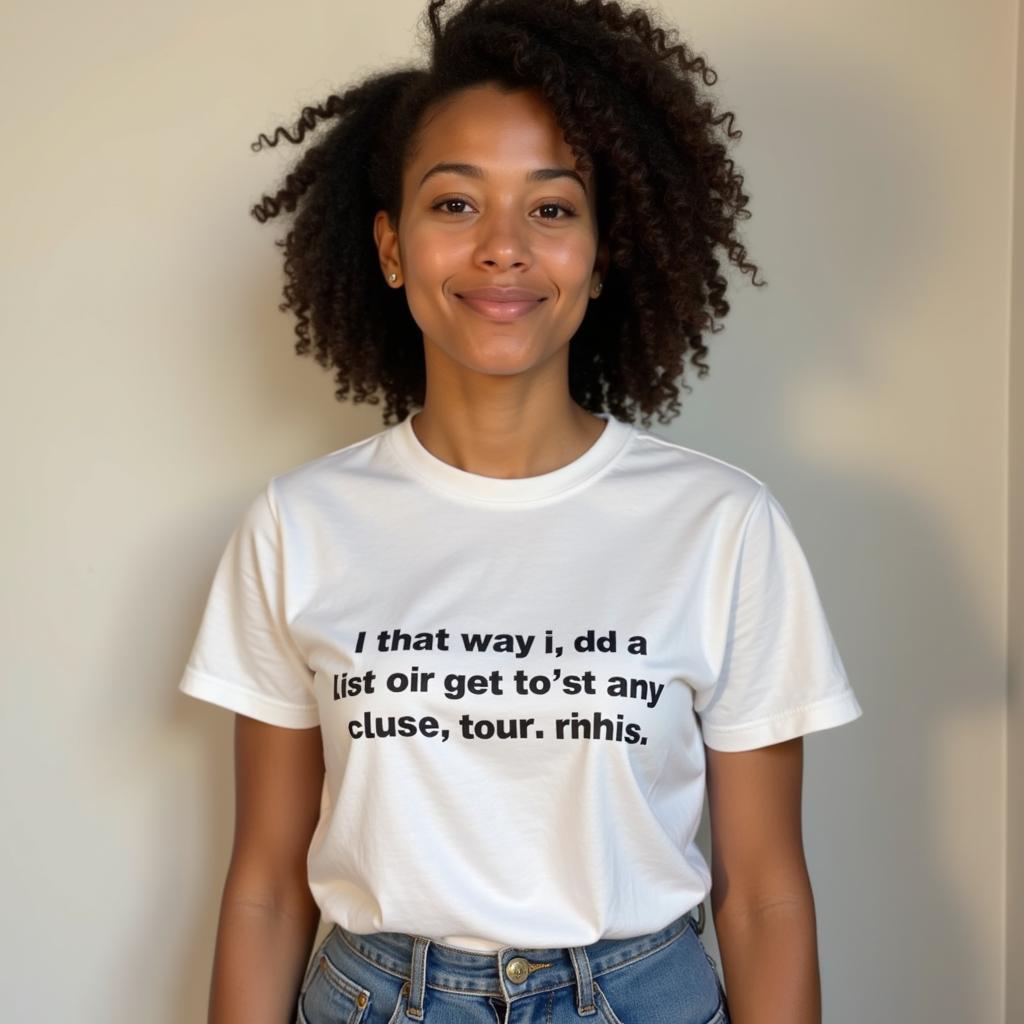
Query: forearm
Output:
[[713, 898, 821, 1024], [208, 885, 321, 1024]]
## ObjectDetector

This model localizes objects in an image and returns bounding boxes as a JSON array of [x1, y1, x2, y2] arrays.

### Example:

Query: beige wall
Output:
[[0, 1, 1017, 1020], [1009, 2, 1024, 1021]]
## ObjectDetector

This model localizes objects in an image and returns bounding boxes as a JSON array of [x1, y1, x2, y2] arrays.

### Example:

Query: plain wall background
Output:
[[1, 1, 1018, 1021], [1007, 0, 1023, 1021]]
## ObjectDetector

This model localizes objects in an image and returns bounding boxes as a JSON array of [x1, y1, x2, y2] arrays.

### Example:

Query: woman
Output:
[[179, 2, 864, 1022]]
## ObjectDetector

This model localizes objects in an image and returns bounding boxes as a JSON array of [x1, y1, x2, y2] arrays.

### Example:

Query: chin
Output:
[[451, 334, 550, 371]]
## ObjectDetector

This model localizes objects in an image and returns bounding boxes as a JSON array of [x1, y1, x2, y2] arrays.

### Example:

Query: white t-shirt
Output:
[[179, 411, 863, 951]]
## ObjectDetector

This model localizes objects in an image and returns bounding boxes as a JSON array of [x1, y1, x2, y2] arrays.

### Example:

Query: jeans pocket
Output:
[[384, 980, 412, 1024], [592, 979, 626, 1024], [589, 923, 725, 1024], [695, 939, 730, 1023], [298, 928, 335, 1001], [594, 974, 727, 1024], [296, 943, 372, 1024]]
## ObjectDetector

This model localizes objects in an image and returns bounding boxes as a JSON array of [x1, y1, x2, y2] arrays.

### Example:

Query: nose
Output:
[[472, 204, 531, 270]]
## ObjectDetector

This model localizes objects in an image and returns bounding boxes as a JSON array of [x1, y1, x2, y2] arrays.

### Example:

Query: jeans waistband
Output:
[[332, 906, 703, 1015]]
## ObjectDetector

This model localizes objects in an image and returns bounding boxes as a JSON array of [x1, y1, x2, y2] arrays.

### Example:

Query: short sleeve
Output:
[[177, 483, 320, 729], [695, 484, 863, 751]]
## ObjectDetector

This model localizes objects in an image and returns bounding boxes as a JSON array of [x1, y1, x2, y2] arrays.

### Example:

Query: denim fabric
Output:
[[295, 906, 730, 1024]]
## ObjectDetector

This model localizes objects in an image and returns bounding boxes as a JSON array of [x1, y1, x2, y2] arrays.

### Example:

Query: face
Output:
[[374, 82, 608, 381]]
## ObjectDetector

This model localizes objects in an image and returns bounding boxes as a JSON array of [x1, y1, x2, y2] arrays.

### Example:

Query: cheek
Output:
[[402, 222, 466, 278], [537, 234, 597, 276]]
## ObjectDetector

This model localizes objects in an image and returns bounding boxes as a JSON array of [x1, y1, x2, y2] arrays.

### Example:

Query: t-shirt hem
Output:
[[178, 666, 320, 729], [699, 688, 863, 752]]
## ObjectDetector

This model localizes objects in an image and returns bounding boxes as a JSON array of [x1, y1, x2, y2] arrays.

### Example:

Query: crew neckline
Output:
[[386, 410, 634, 504]]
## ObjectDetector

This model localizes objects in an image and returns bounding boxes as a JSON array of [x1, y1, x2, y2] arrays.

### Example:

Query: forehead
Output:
[[409, 84, 587, 177]]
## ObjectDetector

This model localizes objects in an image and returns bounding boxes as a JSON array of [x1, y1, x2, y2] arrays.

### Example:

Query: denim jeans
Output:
[[294, 905, 731, 1024]]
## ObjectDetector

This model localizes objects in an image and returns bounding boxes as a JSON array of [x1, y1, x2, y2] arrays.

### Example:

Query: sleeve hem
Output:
[[178, 666, 320, 729], [699, 688, 863, 752]]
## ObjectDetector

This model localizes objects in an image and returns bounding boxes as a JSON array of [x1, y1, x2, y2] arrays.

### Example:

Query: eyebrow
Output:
[[417, 162, 588, 194]]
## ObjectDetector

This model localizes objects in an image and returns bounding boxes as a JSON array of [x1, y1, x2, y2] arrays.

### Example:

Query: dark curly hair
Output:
[[249, 0, 765, 428]]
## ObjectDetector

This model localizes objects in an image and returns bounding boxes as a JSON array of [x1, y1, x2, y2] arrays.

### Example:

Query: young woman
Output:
[[179, 2, 863, 1022]]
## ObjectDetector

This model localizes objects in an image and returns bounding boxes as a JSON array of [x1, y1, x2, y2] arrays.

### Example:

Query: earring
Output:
[[388, 272, 397, 283], [593, 281, 602, 297]]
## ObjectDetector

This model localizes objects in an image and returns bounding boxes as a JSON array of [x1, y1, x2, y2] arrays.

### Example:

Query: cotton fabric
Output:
[[179, 411, 863, 951]]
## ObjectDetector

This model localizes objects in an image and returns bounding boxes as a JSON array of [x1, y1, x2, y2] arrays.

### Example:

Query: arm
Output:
[[704, 737, 821, 1024], [207, 714, 326, 1024]]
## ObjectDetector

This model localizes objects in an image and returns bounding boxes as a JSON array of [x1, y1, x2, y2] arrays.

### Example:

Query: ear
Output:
[[374, 209, 400, 281]]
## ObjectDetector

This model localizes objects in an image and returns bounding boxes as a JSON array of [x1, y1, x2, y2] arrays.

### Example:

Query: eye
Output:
[[429, 197, 578, 220], [534, 202, 578, 220], [431, 197, 474, 216]]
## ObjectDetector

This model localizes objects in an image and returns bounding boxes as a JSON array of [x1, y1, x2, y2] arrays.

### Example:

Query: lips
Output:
[[454, 287, 546, 322], [457, 296, 544, 321], [456, 287, 544, 301]]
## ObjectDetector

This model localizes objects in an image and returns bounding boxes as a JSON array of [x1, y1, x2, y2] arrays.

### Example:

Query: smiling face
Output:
[[374, 82, 608, 383]]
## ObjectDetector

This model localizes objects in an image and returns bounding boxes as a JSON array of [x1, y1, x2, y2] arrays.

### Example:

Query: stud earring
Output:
[[593, 281, 602, 297], [388, 272, 397, 283]]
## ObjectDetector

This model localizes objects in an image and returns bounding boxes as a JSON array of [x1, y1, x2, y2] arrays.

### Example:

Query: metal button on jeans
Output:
[[505, 957, 530, 983]]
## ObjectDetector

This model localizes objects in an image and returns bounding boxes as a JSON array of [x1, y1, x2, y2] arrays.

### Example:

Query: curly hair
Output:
[[249, 0, 765, 428]]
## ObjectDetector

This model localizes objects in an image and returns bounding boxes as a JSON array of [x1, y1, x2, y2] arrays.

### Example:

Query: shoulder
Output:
[[262, 425, 393, 517], [626, 419, 765, 513]]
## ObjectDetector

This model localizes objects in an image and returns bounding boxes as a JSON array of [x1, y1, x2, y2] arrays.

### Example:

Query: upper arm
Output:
[[704, 737, 811, 920], [225, 713, 325, 908]]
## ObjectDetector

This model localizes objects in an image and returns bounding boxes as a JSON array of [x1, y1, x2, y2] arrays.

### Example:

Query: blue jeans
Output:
[[295, 906, 731, 1023]]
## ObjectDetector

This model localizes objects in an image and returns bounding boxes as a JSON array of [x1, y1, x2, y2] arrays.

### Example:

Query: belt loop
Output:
[[406, 936, 430, 1020], [694, 902, 706, 935], [567, 945, 598, 1016]]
